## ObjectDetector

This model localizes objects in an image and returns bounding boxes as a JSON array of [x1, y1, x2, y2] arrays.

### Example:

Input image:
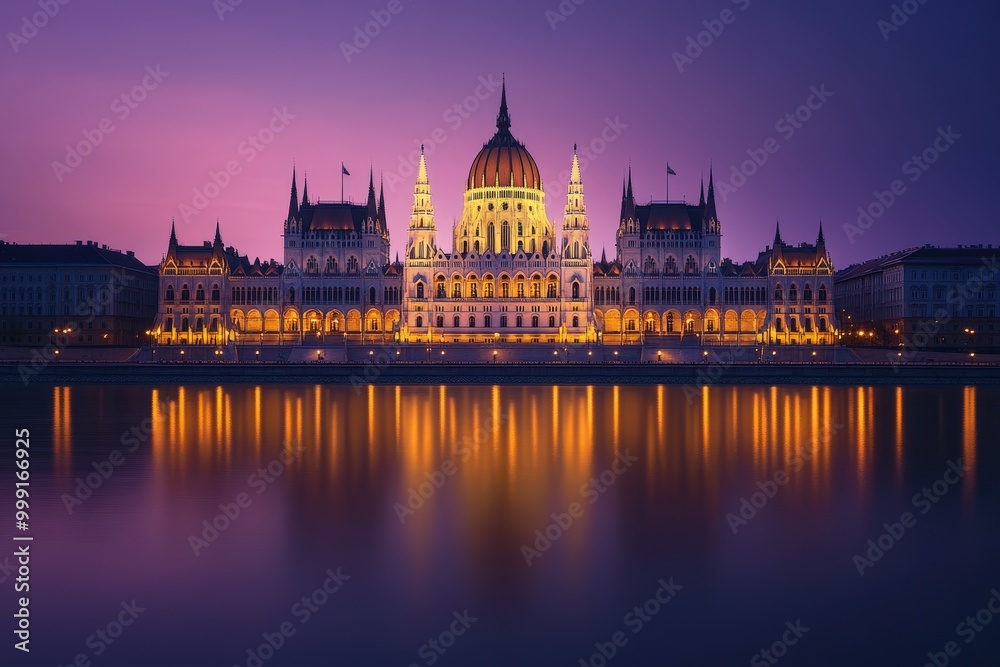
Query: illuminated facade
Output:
[[155, 82, 837, 347]]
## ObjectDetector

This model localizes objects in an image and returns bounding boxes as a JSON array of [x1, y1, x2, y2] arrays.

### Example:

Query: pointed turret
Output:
[[287, 166, 299, 221], [699, 175, 705, 207], [600, 248, 607, 265], [169, 219, 177, 246], [562, 144, 590, 259], [378, 176, 387, 230], [817, 220, 826, 247], [774, 219, 783, 247], [703, 167, 718, 223], [300, 172, 309, 207], [623, 166, 637, 222], [214, 220, 223, 247], [496, 75, 511, 134], [619, 175, 627, 223], [366, 168, 378, 221]]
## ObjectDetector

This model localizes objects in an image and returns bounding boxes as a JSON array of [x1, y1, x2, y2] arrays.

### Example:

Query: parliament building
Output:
[[155, 83, 838, 348]]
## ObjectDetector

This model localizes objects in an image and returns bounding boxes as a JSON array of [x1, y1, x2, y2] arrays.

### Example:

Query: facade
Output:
[[155, 82, 839, 348], [835, 246, 999, 350], [0, 239, 157, 346]]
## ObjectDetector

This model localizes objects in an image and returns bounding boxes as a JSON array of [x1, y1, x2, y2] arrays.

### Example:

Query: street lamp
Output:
[[493, 350, 498, 363]]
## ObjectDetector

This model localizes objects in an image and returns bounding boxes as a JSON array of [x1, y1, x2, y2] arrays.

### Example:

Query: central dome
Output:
[[466, 83, 541, 191]]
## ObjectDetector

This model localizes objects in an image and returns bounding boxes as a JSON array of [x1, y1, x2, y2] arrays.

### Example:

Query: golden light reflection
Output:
[[962, 386, 977, 504], [52, 386, 71, 473]]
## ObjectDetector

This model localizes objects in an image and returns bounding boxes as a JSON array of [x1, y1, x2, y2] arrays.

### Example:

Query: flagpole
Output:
[[341, 162, 345, 203], [666, 163, 670, 203]]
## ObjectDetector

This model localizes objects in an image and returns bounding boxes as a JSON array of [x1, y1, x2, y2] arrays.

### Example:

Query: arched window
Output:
[[629, 287, 636, 305], [487, 222, 495, 252], [775, 285, 784, 302], [666, 313, 675, 333], [709, 287, 717, 305], [548, 316, 556, 328], [469, 315, 476, 328], [685, 256, 698, 274], [470, 283, 478, 298], [436, 316, 444, 328], [516, 315, 523, 328], [572, 282, 580, 299], [804, 284, 813, 301], [415, 315, 423, 328], [547, 282, 557, 298], [453, 315, 460, 328], [436, 277, 446, 298], [789, 284, 798, 301], [644, 256, 656, 274], [369, 287, 376, 303], [347, 256, 359, 273], [306, 256, 318, 273], [572, 315, 579, 328], [501, 221, 511, 250], [819, 284, 828, 302], [180, 284, 190, 301], [416, 282, 424, 299], [532, 315, 539, 328], [165, 285, 175, 302], [326, 256, 337, 273], [517, 222, 524, 236], [665, 257, 678, 274]]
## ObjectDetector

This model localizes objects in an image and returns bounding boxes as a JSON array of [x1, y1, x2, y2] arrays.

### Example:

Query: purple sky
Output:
[[1, 0, 995, 268]]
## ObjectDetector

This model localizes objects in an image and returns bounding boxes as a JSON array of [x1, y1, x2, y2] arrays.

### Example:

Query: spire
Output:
[[287, 166, 299, 221], [704, 166, 718, 222], [496, 75, 511, 133], [417, 144, 428, 184], [817, 219, 826, 246], [623, 165, 636, 222], [378, 175, 386, 228], [570, 144, 581, 184], [214, 219, 222, 246], [366, 167, 378, 220], [774, 219, 783, 247], [699, 174, 705, 207], [301, 171, 309, 207], [169, 219, 177, 245]]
